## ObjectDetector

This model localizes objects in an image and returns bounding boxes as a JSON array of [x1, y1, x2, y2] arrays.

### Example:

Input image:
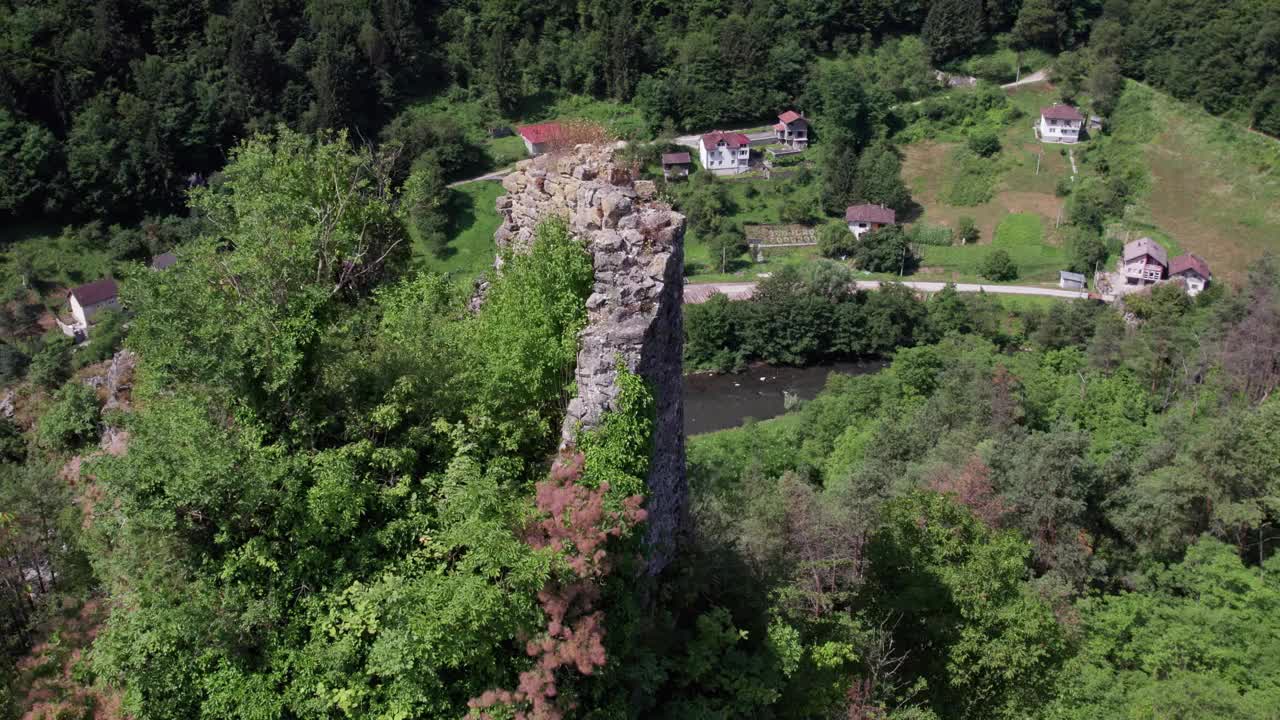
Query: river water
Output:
[[682, 361, 886, 435]]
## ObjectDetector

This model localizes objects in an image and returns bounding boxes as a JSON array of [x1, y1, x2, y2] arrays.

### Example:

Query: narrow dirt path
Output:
[[1002, 69, 1048, 89]]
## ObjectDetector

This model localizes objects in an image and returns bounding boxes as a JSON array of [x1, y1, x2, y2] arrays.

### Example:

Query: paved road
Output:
[[684, 279, 1091, 304]]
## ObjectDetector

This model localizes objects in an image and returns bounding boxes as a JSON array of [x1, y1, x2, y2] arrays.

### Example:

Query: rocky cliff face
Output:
[[494, 144, 687, 575]]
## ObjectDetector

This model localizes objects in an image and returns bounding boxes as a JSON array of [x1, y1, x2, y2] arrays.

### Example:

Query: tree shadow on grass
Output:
[[898, 199, 927, 224], [434, 188, 480, 262]]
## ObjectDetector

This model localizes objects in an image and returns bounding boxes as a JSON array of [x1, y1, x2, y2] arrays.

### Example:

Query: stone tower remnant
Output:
[[493, 144, 686, 574]]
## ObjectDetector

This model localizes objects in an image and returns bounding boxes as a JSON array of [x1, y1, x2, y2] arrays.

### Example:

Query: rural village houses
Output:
[[698, 131, 751, 175], [58, 278, 119, 339], [1037, 104, 1084, 144], [773, 111, 809, 148], [845, 204, 897, 238], [1120, 237, 1212, 295]]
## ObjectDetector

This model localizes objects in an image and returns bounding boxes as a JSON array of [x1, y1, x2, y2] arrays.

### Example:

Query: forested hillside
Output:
[[3, 0, 1277, 221], [3, 0, 1280, 718]]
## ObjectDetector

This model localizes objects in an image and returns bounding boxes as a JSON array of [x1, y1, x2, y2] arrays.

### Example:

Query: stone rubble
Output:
[[492, 144, 688, 575]]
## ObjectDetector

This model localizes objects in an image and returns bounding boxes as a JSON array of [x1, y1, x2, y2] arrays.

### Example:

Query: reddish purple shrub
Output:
[[469, 452, 647, 720]]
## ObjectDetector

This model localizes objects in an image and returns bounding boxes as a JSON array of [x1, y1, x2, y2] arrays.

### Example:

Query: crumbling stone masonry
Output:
[[494, 144, 686, 575]]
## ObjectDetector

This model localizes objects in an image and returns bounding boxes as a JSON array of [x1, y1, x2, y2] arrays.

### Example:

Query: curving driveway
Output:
[[684, 279, 1091, 304]]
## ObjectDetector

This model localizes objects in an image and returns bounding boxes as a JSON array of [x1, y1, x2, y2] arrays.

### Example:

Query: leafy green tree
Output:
[[0, 108, 59, 213], [853, 226, 914, 274], [979, 249, 1018, 281], [1065, 227, 1108, 274], [1088, 58, 1125, 117], [866, 491, 1067, 720], [818, 221, 857, 259], [1011, 0, 1061, 50], [1253, 82, 1280, 137], [966, 129, 1001, 158], [922, 0, 987, 63], [28, 334, 73, 389], [957, 216, 979, 244], [1044, 538, 1280, 720], [822, 143, 861, 215], [680, 174, 733, 238], [1053, 51, 1089, 104], [708, 231, 746, 273], [36, 381, 100, 450], [855, 141, 912, 212]]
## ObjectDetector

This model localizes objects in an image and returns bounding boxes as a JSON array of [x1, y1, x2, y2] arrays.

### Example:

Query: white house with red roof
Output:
[[1037, 104, 1084, 144], [517, 123, 562, 156], [1122, 237, 1168, 285], [773, 111, 809, 148], [698, 131, 751, 175], [1170, 254, 1211, 296], [845, 204, 897, 238]]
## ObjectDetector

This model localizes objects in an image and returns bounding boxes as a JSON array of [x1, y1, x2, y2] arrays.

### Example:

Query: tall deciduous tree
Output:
[[923, 0, 987, 63]]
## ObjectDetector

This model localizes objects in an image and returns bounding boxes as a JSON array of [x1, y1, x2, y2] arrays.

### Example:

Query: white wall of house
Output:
[[699, 141, 750, 175], [847, 221, 883, 238], [70, 295, 119, 328], [523, 138, 548, 156], [1038, 116, 1082, 143], [775, 122, 808, 146], [1178, 273, 1207, 295]]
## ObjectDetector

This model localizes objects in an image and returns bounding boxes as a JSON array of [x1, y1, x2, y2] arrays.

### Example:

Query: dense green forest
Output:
[[3, 0, 1280, 717], [3, 0, 1277, 221]]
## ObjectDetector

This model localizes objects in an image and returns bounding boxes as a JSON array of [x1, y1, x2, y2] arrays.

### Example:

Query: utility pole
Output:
[[1035, 153, 1041, 175]]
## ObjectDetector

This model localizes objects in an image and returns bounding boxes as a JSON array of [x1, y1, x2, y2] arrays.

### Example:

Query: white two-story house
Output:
[[1037, 104, 1084, 144], [698, 132, 751, 175], [773, 111, 809, 148]]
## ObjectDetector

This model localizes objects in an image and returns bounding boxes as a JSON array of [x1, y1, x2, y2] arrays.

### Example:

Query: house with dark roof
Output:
[[661, 152, 691, 180], [845, 204, 896, 238], [698, 131, 751, 175], [150, 252, 177, 270], [773, 111, 809, 148], [58, 278, 119, 339], [1170, 253, 1211, 295], [517, 123, 563, 156], [1123, 237, 1168, 285], [1037, 104, 1084, 144]]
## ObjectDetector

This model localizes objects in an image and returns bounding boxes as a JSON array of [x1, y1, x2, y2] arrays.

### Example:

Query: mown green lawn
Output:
[[418, 181, 504, 280], [921, 213, 1065, 282]]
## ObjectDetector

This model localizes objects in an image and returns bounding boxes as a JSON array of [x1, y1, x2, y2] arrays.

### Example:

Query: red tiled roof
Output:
[[70, 278, 118, 307], [661, 152, 691, 165], [518, 122, 562, 144], [1170, 253, 1211, 279], [778, 110, 804, 125], [844, 204, 896, 225], [1041, 104, 1084, 121], [701, 131, 750, 149]]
